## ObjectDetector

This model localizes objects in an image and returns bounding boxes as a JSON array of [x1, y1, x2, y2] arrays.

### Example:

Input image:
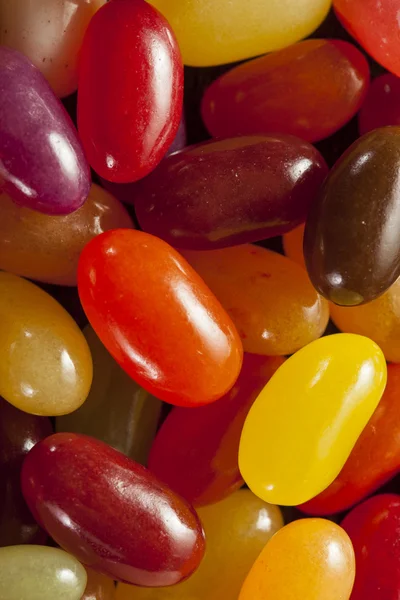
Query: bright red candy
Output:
[[21, 433, 205, 586], [78, 0, 183, 183], [149, 353, 284, 506], [342, 494, 400, 599], [359, 74, 400, 135], [78, 229, 243, 407]]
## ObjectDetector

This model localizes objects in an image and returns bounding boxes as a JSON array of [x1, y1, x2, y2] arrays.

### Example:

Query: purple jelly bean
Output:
[[0, 47, 90, 215]]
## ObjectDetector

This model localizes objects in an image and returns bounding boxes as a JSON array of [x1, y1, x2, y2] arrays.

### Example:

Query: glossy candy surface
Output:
[[359, 74, 400, 134], [0, 272, 92, 416], [148, 0, 331, 66], [0, 185, 133, 286], [78, 229, 242, 407], [239, 334, 387, 506], [0, 0, 106, 97], [239, 519, 355, 600], [0, 545, 87, 600], [57, 326, 162, 466], [183, 246, 329, 356], [78, 0, 183, 183], [82, 568, 116, 600], [134, 135, 328, 250], [116, 490, 283, 600], [149, 354, 284, 506], [0, 47, 90, 215], [202, 39, 369, 143], [301, 363, 400, 515], [305, 127, 400, 306], [342, 494, 400, 599], [283, 224, 306, 269], [22, 433, 205, 586]]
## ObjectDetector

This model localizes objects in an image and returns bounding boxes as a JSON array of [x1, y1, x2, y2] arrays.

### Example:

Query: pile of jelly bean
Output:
[[3, 0, 400, 599]]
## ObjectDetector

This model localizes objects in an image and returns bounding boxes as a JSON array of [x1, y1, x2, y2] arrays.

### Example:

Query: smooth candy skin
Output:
[[57, 326, 162, 466], [0, 545, 87, 600], [148, 0, 331, 66], [304, 127, 400, 306], [116, 490, 283, 600], [78, 0, 183, 183], [301, 364, 400, 515], [0, 185, 133, 286], [0, 272, 93, 416], [283, 224, 306, 269], [183, 246, 329, 356], [78, 229, 242, 407], [0, 47, 90, 215], [134, 135, 328, 250], [239, 519, 355, 600], [82, 567, 115, 600], [202, 39, 369, 143], [334, 0, 400, 76], [239, 334, 387, 506], [21, 433, 205, 586], [359, 74, 400, 135], [342, 494, 400, 599], [0, 0, 105, 98], [149, 354, 284, 506]]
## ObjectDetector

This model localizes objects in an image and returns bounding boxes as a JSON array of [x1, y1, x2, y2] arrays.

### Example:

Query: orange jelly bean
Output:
[[283, 224, 306, 269]]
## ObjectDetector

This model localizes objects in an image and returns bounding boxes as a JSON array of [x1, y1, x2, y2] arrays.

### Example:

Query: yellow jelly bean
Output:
[[115, 489, 283, 600], [239, 334, 387, 506], [239, 519, 355, 600], [148, 0, 331, 66], [0, 272, 92, 416]]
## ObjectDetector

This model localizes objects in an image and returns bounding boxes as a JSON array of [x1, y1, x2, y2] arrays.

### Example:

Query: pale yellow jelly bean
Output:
[[0, 0, 106, 97], [0, 545, 87, 600], [0, 272, 92, 416], [148, 0, 331, 66]]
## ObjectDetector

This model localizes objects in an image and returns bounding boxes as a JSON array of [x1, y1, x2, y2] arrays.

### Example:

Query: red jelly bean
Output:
[[78, 0, 183, 183], [78, 229, 243, 407], [149, 353, 284, 506], [21, 433, 205, 586], [342, 494, 400, 599], [359, 74, 400, 135]]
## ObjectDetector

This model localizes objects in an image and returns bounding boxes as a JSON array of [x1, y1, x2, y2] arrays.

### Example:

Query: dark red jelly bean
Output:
[[359, 74, 400, 135]]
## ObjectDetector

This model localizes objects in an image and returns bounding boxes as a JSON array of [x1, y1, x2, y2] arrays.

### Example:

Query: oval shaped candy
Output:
[[183, 246, 329, 356], [359, 74, 400, 135], [0, 545, 87, 600], [0, 46, 90, 215], [148, 0, 330, 66], [78, 229, 242, 407], [283, 224, 306, 269], [0, 0, 105, 98], [202, 39, 369, 143], [134, 135, 328, 250], [0, 185, 133, 286], [82, 568, 115, 600], [304, 127, 400, 306], [0, 272, 92, 416], [78, 0, 183, 183], [21, 433, 205, 586], [239, 334, 387, 506], [239, 519, 355, 600]]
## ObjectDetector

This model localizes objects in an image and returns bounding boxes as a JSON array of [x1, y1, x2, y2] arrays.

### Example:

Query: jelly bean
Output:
[[342, 494, 400, 599], [149, 354, 284, 506], [0, 47, 90, 215], [0, 272, 92, 416], [239, 519, 355, 600], [301, 363, 400, 515], [78, 229, 242, 407], [78, 0, 183, 183], [359, 74, 400, 135], [283, 224, 306, 269], [0, 545, 87, 600], [304, 127, 400, 306], [0, 185, 133, 287], [21, 433, 205, 586], [201, 39, 369, 143], [183, 246, 329, 356], [134, 135, 328, 250], [83, 567, 115, 600], [239, 334, 387, 506], [116, 490, 284, 600], [0, 0, 105, 98], [0, 396, 52, 546], [334, 0, 400, 76], [57, 326, 162, 466], [148, 0, 331, 66]]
